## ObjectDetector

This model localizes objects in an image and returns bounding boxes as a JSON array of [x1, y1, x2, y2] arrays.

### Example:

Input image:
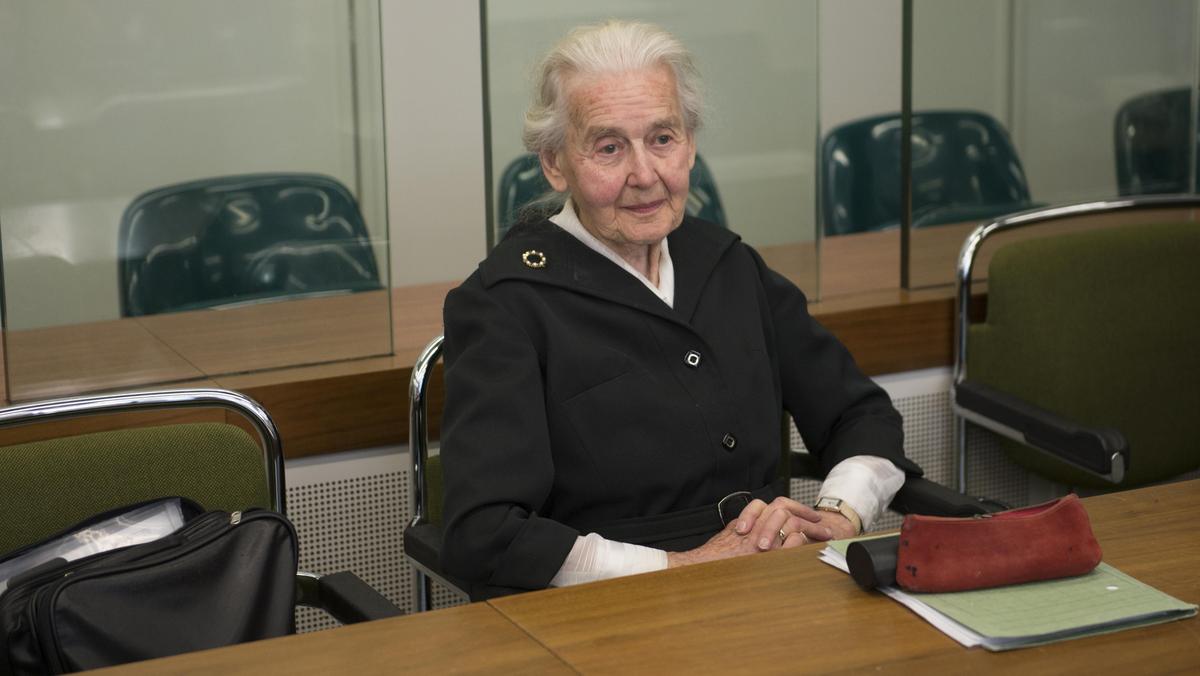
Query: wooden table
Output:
[[89, 603, 573, 675], [94, 480, 1199, 674]]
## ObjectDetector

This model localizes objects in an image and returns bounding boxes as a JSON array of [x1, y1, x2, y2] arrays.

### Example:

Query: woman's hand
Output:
[[665, 519, 769, 567], [733, 497, 837, 550], [666, 497, 850, 568]]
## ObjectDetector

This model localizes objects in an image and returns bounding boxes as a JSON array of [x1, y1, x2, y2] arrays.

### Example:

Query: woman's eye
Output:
[[655, 134, 672, 145], [598, 143, 619, 155]]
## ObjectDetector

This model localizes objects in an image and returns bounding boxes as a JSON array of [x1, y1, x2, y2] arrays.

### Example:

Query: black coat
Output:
[[439, 217, 916, 597]]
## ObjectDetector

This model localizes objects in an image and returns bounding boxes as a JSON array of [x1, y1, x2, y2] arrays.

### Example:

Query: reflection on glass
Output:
[[119, 174, 382, 316], [1114, 87, 1195, 196], [909, 0, 1198, 289], [484, 0, 819, 297], [0, 0, 390, 402], [814, 0, 903, 297]]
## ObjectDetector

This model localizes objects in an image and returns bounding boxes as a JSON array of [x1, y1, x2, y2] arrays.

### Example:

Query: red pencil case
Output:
[[895, 494, 1102, 593]]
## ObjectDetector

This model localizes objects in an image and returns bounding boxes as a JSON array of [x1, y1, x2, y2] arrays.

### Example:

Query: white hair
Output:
[[522, 20, 705, 156]]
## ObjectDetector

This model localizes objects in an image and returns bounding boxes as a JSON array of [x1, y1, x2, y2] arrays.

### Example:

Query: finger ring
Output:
[[778, 528, 788, 544]]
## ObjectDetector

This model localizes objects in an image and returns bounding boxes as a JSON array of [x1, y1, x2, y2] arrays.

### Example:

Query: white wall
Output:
[[819, 0, 903, 134], [1012, 0, 1196, 203], [912, 0, 1012, 125], [381, 0, 486, 287]]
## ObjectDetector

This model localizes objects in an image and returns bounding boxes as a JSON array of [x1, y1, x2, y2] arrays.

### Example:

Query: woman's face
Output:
[[541, 65, 696, 253]]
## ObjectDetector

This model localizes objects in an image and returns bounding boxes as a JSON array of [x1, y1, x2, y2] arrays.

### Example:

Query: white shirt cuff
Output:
[[549, 532, 669, 587], [818, 455, 906, 531]]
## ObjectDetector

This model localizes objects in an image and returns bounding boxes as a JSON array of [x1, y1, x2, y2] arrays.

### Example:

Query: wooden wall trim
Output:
[[241, 288, 965, 459]]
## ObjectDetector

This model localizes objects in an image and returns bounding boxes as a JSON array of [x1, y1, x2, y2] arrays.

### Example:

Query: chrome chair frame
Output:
[[407, 335, 471, 611], [0, 388, 284, 512], [952, 193, 1200, 491]]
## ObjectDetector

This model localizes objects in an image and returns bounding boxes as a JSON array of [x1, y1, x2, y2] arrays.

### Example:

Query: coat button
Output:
[[721, 433, 737, 450], [684, 350, 702, 368]]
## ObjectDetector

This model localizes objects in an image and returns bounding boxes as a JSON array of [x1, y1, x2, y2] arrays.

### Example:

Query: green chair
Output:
[[1114, 87, 1195, 196], [822, 110, 1037, 236], [404, 335, 994, 611], [0, 388, 400, 627], [119, 173, 381, 317], [495, 152, 728, 242], [953, 196, 1200, 491]]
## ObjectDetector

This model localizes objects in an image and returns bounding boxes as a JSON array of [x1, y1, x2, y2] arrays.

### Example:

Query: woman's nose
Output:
[[625, 146, 658, 187]]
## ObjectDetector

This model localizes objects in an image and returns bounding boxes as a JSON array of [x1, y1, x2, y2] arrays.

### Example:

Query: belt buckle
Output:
[[717, 490, 753, 526]]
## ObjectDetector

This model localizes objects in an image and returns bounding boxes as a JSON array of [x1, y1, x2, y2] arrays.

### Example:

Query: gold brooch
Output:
[[522, 250, 547, 269]]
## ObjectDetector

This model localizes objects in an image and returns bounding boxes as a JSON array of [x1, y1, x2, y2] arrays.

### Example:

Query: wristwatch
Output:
[[815, 496, 863, 535]]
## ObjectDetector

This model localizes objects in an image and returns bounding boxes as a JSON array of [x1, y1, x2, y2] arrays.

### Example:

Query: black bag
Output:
[[0, 498, 298, 675]]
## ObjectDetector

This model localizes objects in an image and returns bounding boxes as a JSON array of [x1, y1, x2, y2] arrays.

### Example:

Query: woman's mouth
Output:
[[622, 200, 665, 216]]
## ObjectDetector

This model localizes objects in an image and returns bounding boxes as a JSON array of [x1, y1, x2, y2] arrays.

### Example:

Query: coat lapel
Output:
[[481, 218, 739, 327], [668, 219, 740, 322]]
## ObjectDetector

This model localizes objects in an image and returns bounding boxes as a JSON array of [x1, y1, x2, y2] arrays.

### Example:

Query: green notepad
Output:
[[828, 540, 1197, 651]]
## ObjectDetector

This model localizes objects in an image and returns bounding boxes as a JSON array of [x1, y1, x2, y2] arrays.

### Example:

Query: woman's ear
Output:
[[539, 150, 570, 192]]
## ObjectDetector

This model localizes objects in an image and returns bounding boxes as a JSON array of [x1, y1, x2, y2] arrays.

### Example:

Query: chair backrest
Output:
[[495, 152, 728, 242], [0, 389, 283, 555], [1114, 87, 1195, 196], [119, 173, 381, 316], [822, 110, 1035, 236], [955, 198, 1200, 489]]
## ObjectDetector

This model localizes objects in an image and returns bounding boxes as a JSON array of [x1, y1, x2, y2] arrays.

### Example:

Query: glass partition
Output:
[[0, 0, 390, 402], [816, 0, 904, 297], [483, 0, 820, 297], [909, 0, 1199, 289]]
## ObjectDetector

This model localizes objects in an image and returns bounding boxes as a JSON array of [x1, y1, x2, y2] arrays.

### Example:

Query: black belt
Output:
[[586, 485, 777, 548]]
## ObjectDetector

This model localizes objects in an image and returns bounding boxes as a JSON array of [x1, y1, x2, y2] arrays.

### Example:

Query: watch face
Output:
[[816, 497, 842, 510]]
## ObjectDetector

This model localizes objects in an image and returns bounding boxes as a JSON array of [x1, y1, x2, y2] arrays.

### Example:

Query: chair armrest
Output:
[[955, 380, 1128, 482], [788, 450, 1004, 517], [888, 476, 1007, 517], [295, 571, 402, 624], [403, 522, 472, 599]]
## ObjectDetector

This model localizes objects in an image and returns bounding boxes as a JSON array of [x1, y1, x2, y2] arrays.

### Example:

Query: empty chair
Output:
[[495, 152, 727, 242], [1114, 87, 1195, 196], [119, 173, 381, 316], [0, 387, 400, 658], [822, 110, 1036, 236], [953, 196, 1200, 492]]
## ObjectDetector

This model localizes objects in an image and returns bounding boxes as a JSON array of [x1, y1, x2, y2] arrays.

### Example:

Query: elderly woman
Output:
[[440, 20, 919, 599]]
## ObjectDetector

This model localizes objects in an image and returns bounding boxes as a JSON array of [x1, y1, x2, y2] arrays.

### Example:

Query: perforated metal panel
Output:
[[285, 449, 411, 632]]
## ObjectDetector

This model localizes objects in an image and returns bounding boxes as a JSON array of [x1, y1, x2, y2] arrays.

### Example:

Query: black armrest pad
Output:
[[403, 522, 443, 571], [317, 571, 403, 624], [955, 380, 1128, 476], [788, 450, 1005, 517], [888, 476, 1008, 517], [403, 522, 472, 597]]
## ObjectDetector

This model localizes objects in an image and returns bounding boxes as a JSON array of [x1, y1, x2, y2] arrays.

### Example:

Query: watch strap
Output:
[[816, 497, 863, 535]]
